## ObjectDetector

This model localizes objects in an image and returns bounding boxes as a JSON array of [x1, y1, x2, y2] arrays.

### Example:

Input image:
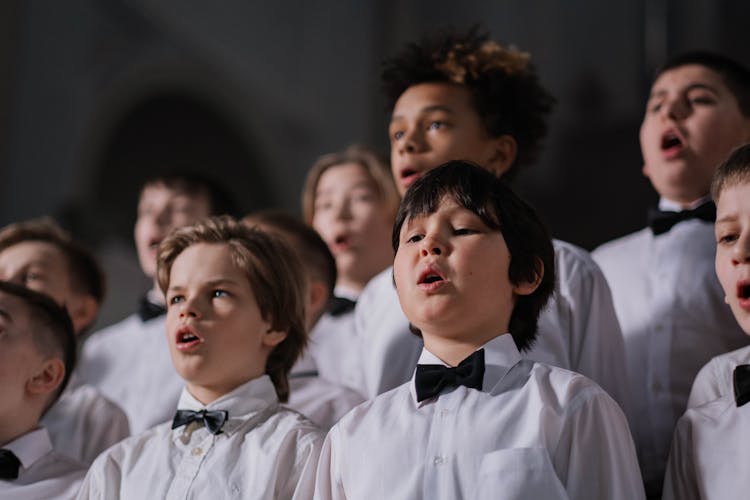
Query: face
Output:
[[393, 197, 529, 345], [0, 292, 47, 422], [312, 163, 394, 291], [641, 65, 750, 204], [165, 243, 285, 401], [389, 82, 504, 196], [134, 184, 211, 279], [0, 241, 75, 306], [715, 181, 750, 334]]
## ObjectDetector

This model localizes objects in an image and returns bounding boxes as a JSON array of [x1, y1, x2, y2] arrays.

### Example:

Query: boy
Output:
[[301, 145, 399, 394], [355, 27, 631, 415], [78, 172, 235, 433], [0, 218, 129, 464], [592, 52, 750, 495], [662, 143, 750, 499], [315, 162, 645, 499], [0, 281, 85, 500], [78, 217, 323, 499], [242, 210, 366, 428]]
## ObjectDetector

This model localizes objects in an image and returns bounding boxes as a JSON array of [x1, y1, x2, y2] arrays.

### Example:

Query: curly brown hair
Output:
[[156, 216, 307, 403], [381, 26, 555, 179]]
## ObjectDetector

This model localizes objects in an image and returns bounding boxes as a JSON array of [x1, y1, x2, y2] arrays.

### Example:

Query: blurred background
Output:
[[1, 0, 748, 326]]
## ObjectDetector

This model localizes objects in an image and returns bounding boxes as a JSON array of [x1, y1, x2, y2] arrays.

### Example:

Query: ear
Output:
[[262, 329, 288, 348], [512, 258, 544, 297], [642, 162, 651, 180], [485, 135, 518, 177], [66, 294, 100, 336], [307, 281, 330, 327], [26, 358, 65, 398]]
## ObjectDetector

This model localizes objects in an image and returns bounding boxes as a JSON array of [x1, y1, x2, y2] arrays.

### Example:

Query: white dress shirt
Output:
[[77, 375, 324, 500], [688, 344, 750, 408], [286, 375, 366, 430], [77, 314, 184, 433], [42, 379, 130, 464], [307, 311, 365, 395], [0, 427, 85, 500], [354, 240, 631, 414], [663, 395, 750, 500], [314, 334, 645, 500], [593, 217, 749, 493]]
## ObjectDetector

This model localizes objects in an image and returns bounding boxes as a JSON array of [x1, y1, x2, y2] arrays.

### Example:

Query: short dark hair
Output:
[[381, 26, 556, 179], [711, 143, 750, 201], [0, 280, 76, 410], [157, 216, 307, 403], [139, 171, 238, 217], [392, 161, 555, 351], [0, 218, 106, 305], [656, 51, 750, 117], [242, 210, 337, 300]]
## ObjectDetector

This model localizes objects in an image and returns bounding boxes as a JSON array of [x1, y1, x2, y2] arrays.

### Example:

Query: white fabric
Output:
[[663, 395, 750, 500], [593, 220, 749, 492], [689, 344, 750, 409], [78, 314, 184, 433], [306, 311, 365, 394], [314, 334, 645, 500], [0, 427, 85, 500], [353, 239, 631, 414], [42, 381, 130, 464], [77, 376, 323, 500], [286, 375, 365, 430]]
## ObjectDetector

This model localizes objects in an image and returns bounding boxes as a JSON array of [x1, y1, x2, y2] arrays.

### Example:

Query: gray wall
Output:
[[2, 0, 748, 326]]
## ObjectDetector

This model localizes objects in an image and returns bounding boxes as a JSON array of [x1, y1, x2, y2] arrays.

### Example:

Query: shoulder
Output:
[[258, 405, 325, 443], [525, 361, 618, 414], [83, 314, 143, 351], [91, 422, 170, 468], [356, 267, 395, 309], [711, 344, 750, 367], [592, 229, 651, 262], [331, 383, 413, 435], [551, 239, 606, 283]]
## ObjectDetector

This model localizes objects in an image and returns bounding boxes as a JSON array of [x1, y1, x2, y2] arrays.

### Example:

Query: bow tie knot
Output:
[[415, 349, 485, 402], [648, 201, 716, 235], [0, 449, 21, 480], [172, 409, 229, 435], [734, 364, 750, 407], [329, 296, 356, 317]]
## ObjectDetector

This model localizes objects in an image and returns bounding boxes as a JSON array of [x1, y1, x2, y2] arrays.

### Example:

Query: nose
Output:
[[335, 198, 353, 221], [178, 295, 201, 320], [399, 126, 424, 155], [732, 232, 750, 264], [420, 233, 444, 257], [661, 96, 689, 121]]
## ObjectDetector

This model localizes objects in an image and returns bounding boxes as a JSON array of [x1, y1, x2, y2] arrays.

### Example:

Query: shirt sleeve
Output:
[[313, 427, 347, 500], [553, 387, 646, 500], [662, 414, 701, 500], [75, 457, 109, 500], [285, 429, 324, 500], [687, 357, 724, 409], [558, 246, 633, 420]]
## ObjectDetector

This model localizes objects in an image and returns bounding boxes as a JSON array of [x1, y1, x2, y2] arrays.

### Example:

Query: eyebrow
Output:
[[715, 214, 738, 224], [390, 105, 455, 123], [168, 278, 240, 292], [649, 83, 720, 100]]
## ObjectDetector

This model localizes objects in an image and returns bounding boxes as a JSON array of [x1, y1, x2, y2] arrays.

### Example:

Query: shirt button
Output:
[[440, 409, 450, 417], [433, 456, 445, 465], [191, 447, 203, 456]]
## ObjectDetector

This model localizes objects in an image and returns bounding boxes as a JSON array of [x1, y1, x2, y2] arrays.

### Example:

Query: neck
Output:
[[335, 277, 364, 296], [186, 373, 261, 406], [422, 332, 503, 366], [0, 409, 40, 447], [148, 282, 165, 306]]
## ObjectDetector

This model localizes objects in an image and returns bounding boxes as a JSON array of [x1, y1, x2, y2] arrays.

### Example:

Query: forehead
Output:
[[0, 240, 68, 269], [317, 163, 374, 191], [392, 82, 477, 117], [0, 290, 31, 324], [717, 180, 750, 212], [651, 64, 727, 94], [170, 243, 244, 279], [139, 183, 209, 205]]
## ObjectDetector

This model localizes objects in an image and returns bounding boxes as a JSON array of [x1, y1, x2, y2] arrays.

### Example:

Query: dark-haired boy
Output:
[[242, 211, 366, 428], [662, 143, 750, 499], [0, 218, 129, 464], [79, 173, 235, 433], [315, 162, 645, 499], [355, 27, 631, 415], [78, 217, 322, 499], [0, 281, 85, 500], [592, 52, 750, 495]]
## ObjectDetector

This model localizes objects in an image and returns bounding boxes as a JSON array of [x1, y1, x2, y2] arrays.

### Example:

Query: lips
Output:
[[737, 280, 750, 309], [398, 166, 423, 190], [660, 129, 685, 160], [175, 325, 203, 351], [330, 233, 353, 254], [417, 264, 446, 292]]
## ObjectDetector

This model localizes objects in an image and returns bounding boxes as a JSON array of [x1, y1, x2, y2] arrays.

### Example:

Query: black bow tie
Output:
[[138, 294, 166, 322], [734, 364, 750, 407], [172, 409, 229, 435], [415, 349, 485, 402], [648, 201, 716, 235], [329, 296, 356, 317], [0, 449, 21, 480]]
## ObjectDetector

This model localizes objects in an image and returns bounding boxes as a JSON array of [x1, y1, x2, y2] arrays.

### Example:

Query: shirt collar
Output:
[[409, 333, 522, 405], [658, 194, 712, 212], [4, 427, 52, 471], [174, 375, 279, 437]]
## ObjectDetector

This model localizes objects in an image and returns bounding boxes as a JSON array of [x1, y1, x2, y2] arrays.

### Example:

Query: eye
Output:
[[314, 200, 333, 212], [717, 232, 738, 245], [392, 130, 404, 141], [453, 227, 478, 236], [212, 289, 229, 298], [168, 295, 184, 305], [405, 233, 424, 244], [24, 271, 42, 283], [428, 121, 445, 131]]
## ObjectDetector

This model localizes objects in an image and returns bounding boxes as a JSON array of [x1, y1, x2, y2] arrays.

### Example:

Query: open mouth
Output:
[[737, 282, 750, 301], [400, 168, 422, 188], [331, 233, 352, 252], [176, 326, 203, 350], [418, 266, 446, 289], [660, 131, 684, 158]]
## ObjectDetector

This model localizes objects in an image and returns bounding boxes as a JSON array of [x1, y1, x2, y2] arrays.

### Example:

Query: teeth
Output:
[[180, 333, 198, 343]]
